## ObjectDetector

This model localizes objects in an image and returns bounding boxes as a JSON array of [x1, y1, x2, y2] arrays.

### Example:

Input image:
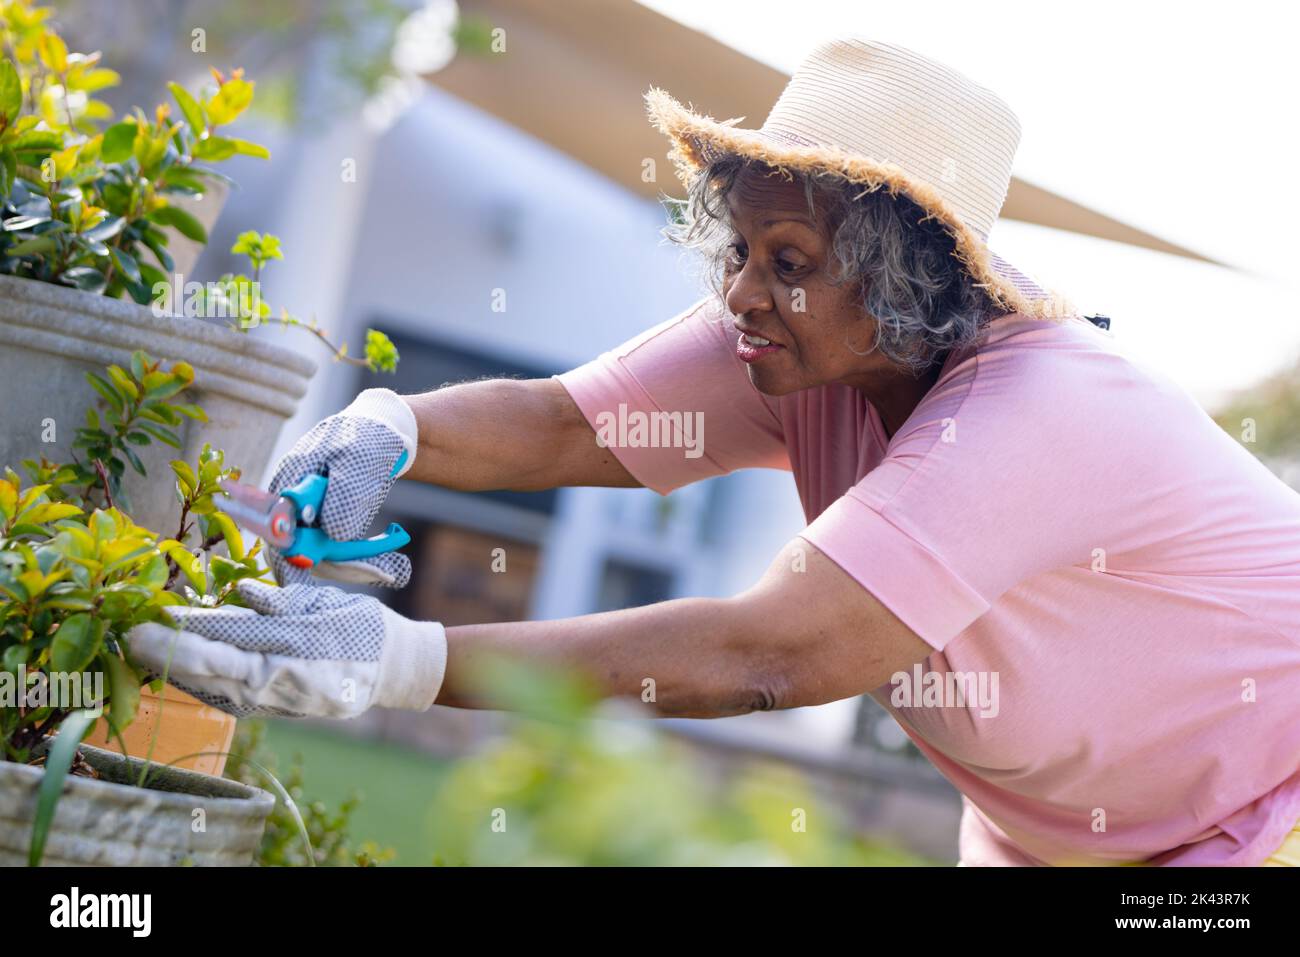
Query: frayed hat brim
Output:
[[644, 87, 1076, 321]]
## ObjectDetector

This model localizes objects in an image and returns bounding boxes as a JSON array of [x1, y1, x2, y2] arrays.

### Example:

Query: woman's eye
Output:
[[723, 243, 804, 276]]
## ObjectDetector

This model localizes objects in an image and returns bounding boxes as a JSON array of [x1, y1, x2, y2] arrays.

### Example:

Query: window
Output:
[[594, 559, 674, 612], [393, 522, 540, 626]]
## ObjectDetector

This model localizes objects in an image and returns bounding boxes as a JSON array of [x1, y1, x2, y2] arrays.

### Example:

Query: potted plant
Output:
[[0, 347, 286, 864], [0, 0, 399, 777]]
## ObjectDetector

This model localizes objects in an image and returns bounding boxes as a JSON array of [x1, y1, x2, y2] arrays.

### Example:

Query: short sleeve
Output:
[[799, 322, 1155, 652], [554, 295, 789, 494]]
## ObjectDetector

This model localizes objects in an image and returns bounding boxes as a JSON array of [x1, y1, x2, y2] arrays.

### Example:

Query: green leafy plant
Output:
[[0, 348, 305, 866], [1, 350, 267, 767], [428, 659, 932, 866], [200, 230, 400, 373], [224, 720, 396, 867], [71, 352, 205, 508], [25, 707, 97, 865], [0, 0, 265, 297], [0, 0, 398, 374]]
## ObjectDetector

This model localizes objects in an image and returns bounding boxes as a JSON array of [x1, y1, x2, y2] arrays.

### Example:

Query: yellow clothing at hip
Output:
[[1264, 817, 1300, 866]]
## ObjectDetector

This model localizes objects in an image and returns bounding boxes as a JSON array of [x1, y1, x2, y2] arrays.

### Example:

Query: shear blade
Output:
[[217, 479, 297, 548]]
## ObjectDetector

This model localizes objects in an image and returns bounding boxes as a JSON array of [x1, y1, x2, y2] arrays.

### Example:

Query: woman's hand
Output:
[[126, 581, 447, 719], [265, 388, 419, 588]]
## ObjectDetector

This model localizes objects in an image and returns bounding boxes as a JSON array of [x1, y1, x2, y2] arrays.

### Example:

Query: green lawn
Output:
[[259, 720, 451, 865], [252, 719, 937, 867]]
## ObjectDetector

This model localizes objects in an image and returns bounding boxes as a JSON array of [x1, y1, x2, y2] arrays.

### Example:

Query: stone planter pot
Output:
[[0, 273, 317, 777], [165, 178, 230, 279], [0, 273, 316, 533], [0, 743, 275, 866]]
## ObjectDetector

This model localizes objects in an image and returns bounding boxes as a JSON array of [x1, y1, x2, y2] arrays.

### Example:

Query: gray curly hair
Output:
[[661, 155, 1003, 375]]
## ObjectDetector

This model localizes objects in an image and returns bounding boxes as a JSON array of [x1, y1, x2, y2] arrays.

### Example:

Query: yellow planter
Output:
[[87, 685, 237, 777]]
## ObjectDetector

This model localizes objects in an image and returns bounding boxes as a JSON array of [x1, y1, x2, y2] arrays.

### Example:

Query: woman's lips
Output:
[[736, 332, 784, 363]]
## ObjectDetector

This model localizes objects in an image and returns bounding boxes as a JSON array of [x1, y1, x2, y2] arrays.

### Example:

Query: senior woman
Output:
[[131, 38, 1300, 867]]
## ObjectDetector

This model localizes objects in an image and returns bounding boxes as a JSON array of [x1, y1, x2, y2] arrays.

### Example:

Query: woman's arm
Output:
[[125, 537, 932, 721], [435, 539, 933, 717], [401, 378, 638, 492]]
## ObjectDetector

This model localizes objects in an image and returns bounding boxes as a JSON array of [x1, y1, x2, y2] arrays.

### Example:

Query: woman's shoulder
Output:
[[938, 310, 1181, 411], [890, 310, 1219, 474]]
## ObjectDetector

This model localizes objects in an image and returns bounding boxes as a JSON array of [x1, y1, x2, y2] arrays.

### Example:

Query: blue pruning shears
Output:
[[216, 453, 410, 572]]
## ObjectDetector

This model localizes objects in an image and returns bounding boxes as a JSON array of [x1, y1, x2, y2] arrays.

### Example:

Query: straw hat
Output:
[[645, 37, 1075, 320]]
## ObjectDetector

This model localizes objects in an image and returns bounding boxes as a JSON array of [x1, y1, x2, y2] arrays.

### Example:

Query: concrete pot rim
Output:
[[0, 273, 317, 417], [6, 741, 276, 815]]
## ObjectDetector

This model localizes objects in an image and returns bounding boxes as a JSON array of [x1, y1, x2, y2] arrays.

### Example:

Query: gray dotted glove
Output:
[[127, 581, 447, 719], [267, 389, 419, 589]]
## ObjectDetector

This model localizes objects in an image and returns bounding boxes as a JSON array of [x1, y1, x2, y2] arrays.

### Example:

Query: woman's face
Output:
[[721, 166, 893, 397]]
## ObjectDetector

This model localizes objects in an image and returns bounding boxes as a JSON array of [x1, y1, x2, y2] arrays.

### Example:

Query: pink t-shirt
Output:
[[555, 294, 1300, 866]]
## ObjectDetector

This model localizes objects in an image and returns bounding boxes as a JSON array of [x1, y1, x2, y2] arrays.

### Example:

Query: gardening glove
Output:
[[266, 388, 419, 589], [127, 580, 447, 719]]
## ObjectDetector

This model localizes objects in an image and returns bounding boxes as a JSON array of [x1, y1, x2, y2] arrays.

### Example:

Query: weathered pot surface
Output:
[[0, 742, 274, 866], [0, 273, 317, 533]]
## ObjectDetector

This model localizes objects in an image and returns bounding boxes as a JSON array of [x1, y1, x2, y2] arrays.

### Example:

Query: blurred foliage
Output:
[[1213, 355, 1300, 460], [226, 718, 396, 867], [50, 0, 496, 129], [428, 660, 931, 866]]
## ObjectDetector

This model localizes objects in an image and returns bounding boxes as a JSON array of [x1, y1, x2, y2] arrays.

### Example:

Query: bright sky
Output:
[[636, 0, 1299, 409]]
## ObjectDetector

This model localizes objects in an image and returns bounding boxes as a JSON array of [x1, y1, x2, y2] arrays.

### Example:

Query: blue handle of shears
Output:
[[283, 522, 411, 565], [277, 450, 410, 566]]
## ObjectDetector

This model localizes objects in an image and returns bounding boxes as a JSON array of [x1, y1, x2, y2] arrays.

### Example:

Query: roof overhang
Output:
[[426, 0, 1224, 266]]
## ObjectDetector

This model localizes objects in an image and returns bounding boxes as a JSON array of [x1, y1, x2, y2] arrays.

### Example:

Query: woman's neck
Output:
[[856, 356, 946, 441]]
